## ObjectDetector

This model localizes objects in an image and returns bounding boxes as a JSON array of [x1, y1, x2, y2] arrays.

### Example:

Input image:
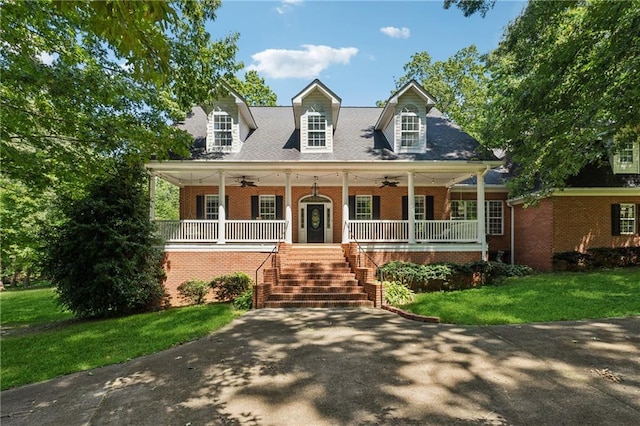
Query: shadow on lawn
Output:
[[2, 310, 639, 425]]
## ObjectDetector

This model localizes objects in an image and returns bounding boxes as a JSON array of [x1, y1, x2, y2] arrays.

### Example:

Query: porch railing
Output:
[[348, 220, 478, 243], [156, 220, 287, 243]]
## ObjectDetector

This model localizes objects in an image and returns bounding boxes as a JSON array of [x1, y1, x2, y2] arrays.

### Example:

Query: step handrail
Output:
[[348, 228, 385, 305], [254, 220, 289, 286]]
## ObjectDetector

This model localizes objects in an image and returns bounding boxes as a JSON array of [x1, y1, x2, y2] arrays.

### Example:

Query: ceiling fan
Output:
[[379, 176, 400, 188], [238, 176, 257, 187]]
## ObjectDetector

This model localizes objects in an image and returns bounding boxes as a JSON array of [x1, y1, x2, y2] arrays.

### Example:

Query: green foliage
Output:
[[41, 162, 168, 319], [210, 272, 254, 301], [443, 0, 496, 17], [393, 45, 489, 143], [177, 279, 210, 305], [383, 281, 416, 306], [1, 301, 238, 390], [228, 70, 278, 106], [402, 268, 640, 325], [154, 178, 180, 220], [379, 260, 533, 292], [233, 288, 254, 310], [553, 247, 640, 271], [1, 0, 239, 191], [484, 0, 640, 197]]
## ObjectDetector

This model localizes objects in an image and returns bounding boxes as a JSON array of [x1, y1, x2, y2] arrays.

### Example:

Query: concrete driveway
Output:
[[1, 309, 639, 425]]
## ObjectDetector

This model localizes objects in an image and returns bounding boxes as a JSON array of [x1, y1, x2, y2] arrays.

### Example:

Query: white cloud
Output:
[[247, 44, 359, 79], [276, 0, 303, 15], [380, 26, 411, 39]]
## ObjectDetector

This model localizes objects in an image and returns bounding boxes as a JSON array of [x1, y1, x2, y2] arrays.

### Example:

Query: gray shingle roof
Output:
[[177, 105, 497, 162]]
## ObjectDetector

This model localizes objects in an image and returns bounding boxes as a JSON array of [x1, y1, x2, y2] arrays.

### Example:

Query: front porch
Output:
[[155, 219, 480, 244]]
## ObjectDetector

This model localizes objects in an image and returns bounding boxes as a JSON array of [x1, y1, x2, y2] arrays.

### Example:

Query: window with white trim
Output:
[[451, 200, 503, 235], [259, 195, 276, 220], [618, 143, 634, 164], [355, 195, 372, 220], [414, 195, 426, 220], [400, 105, 419, 148], [486, 200, 504, 235], [307, 104, 326, 147], [212, 110, 233, 147], [620, 204, 636, 235], [205, 195, 219, 220]]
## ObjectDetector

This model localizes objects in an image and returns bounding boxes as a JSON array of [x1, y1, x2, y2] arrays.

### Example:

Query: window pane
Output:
[[355, 195, 372, 220], [486, 201, 503, 235], [414, 196, 425, 220], [620, 204, 636, 234], [213, 114, 233, 147], [205, 195, 219, 220], [308, 113, 326, 147], [259, 195, 276, 220]]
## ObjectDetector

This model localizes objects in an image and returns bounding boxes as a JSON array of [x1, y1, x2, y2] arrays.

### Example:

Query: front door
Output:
[[306, 204, 325, 243]]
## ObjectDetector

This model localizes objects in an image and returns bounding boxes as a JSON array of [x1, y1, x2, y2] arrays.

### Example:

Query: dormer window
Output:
[[307, 104, 326, 147], [612, 140, 639, 174], [212, 109, 233, 147], [400, 105, 420, 148]]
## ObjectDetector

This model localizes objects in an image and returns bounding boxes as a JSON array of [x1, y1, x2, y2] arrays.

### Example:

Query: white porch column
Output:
[[408, 171, 416, 244], [342, 172, 350, 244], [217, 171, 226, 244], [285, 172, 292, 243], [149, 174, 156, 221], [477, 169, 487, 260]]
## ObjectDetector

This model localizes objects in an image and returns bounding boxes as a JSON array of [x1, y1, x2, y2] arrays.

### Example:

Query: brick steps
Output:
[[264, 300, 374, 309], [262, 244, 373, 309]]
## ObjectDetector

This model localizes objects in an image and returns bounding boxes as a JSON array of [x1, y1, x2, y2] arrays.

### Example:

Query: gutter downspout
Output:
[[507, 200, 515, 266]]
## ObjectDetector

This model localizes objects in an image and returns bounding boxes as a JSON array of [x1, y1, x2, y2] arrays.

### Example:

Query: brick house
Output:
[[145, 80, 639, 307]]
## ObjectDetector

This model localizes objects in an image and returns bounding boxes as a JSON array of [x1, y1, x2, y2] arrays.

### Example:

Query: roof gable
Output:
[[375, 80, 437, 130], [292, 79, 341, 129], [200, 81, 257, 130]]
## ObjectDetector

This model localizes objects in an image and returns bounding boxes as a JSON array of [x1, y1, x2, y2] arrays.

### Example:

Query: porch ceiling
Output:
[[147, 161, 497, 188]]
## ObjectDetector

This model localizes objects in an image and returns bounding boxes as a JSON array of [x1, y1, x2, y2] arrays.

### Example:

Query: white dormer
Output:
[[375, 80, 436, 154], [612, 140, 640, 174], [201, 82, 257, 153], [292, 80, 341, 153]]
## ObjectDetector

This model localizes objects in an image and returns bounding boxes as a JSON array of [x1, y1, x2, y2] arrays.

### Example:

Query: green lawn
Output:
[[1, 288, 240, 390], [401, 268, 640, 325]]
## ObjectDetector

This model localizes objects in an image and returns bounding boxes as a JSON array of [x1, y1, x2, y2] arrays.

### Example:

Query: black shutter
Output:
[[426, 195, 435, 220], [373, 196, 381, 220], [251, 196, 259, 219], [225, 195, 230, 217], [402, 196, 408, 220], [637, 204, 640, 235], [348, 196, 355, 220], [196, 195, 204, 219], [611, 204, 621, 236], [275, 196, 283, 220]]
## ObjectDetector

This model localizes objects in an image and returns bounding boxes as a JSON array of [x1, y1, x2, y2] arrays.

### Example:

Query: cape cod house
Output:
[[146, 79, 639, 307]]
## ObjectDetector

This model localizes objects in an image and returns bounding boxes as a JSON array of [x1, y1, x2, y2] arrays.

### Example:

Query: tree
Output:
[[392, 46, 489, 142], [154, 178, 180, 220], [483, 0, 640, 197], [1, 0, 240, 191], [42, 162, 167, 318], [229, 70, 278, 106], [443, 0, 496, 17]]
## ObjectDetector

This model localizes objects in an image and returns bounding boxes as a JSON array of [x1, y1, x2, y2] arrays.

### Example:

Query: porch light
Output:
[[311, 176, 320, 197]]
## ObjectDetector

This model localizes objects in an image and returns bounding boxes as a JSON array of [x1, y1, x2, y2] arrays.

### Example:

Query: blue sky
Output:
[[206, 0, 527, 106]]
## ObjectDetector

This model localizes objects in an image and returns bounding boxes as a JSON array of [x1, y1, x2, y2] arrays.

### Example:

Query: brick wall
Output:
[[163, 250, 272, 306], [365, 250, 481, 267], [553, 195, 640, 252], [513, 199, 554, 270]]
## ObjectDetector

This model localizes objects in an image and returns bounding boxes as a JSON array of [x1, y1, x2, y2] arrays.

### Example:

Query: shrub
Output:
[[383, 280, 415, 306], [210, 272, 253, 301], [41, 162, 168, 318], [177, 279, 210, 305], [233, 288, 254, 310], [552, 251, 594, 271]]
